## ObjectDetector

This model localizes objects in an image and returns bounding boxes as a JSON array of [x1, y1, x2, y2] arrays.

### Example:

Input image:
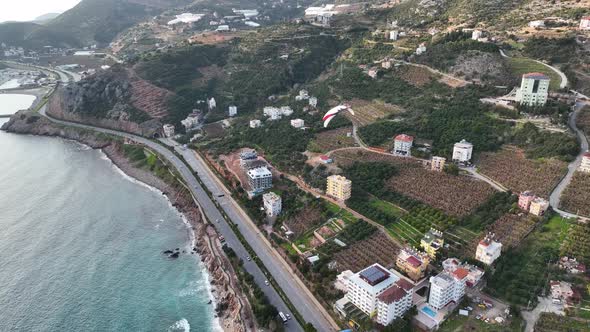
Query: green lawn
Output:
[[439, 312, 524, 332], [507, 57, 562, 91]]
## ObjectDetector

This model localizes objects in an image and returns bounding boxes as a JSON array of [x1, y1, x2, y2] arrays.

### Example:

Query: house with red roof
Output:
[[396, 247, 430, 281], [392, 134, 414, 157], [580, 16, 590, 30]]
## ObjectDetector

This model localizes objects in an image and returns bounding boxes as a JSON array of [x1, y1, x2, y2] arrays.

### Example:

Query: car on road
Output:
[[279, 312, 287, 323], [286, 313, 291, 320], [264, 280, 269, 286], [246, 256, 251, 261]]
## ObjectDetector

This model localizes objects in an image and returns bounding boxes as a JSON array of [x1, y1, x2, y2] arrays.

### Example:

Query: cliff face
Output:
[[48, 66, 170, 137], [1, 110, 111, 148]]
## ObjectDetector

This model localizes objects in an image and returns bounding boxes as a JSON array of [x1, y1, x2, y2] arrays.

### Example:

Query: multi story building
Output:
[[518, 191, 535, 211], [516, 73, 550, 106], [309, 97, 318, 108], [431, 156, 446, 172], [228, 105, 238, 117], [580, 152, 590, 173], [581, 17, 590, 30], [163, 124, 175, 138], [263, 192, 282, 217], [393, 134, 413, 157], [290, 118, 305, 128], [376, 278, 414, 326], [471, 29, 482, 40], [326, 175, 352, 201], [247, 167, 272, 192], [181, 111, 203, 130], [529, 197, 549, 216], [249, 119, 262, 128], [240, 149, 258, 161], [421, 229, 444, 259], [389, 30, 399, 41], [396, 247, 430, 281], [428, 269, 468, 310], [475, 236, 502, 265], [452, 139, 473, 164], [442, 258, 485, 288], [208, 97, 216, 110], [346, 264, 414, 325], [347, 264, 397, 316]]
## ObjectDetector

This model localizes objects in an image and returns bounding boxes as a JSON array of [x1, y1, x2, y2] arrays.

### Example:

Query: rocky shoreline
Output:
[[1, 111, 252, 332]]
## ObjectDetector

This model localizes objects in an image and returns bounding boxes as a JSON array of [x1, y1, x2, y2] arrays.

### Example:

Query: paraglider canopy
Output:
[[323, 105, 354, 128]]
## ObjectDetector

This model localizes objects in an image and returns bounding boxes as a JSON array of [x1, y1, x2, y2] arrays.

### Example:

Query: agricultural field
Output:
[[486, 216, 570, 307], [507, 57, 562, 90], [464, 213, 538, 255], [331, 149, 495, 217], [560, 172, 590, 218], [346, 99, 404, 126], [535, 313, 589, 332], [577, 106, 590, 135], [307, 127, 357, 153], [477, 147, 568, 197], [560, 219, 590, 265], [386, 165, 496, 217], [396, 64, 438, 87], [284, 206, 324, 238], [332, 231, 401, 273]]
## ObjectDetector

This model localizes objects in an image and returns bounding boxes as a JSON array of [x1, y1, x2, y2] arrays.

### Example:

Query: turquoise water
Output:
[[422, 306, 437, 318], [0, 118, 217, 331]]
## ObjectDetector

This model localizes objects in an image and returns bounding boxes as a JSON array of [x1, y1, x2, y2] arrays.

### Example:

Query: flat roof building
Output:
[[475, 236, 502, 265], [428, 269, 467, 310], [163, 124, 175, 138], [431, 156, 446, 172], [421, 229, 444, 259], [529, 197, 549, 216], [452, 139, 473, 164], [580, 152, 590, 173], [326, 175, 352, 201], [247, 167, 272, 192], [396, 247, 430, 281], [516, 73, 550, 107], [263, 192, 282, 217]]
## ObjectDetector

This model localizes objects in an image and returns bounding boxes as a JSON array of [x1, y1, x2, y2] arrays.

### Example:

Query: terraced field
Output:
[[346, 99, 404, 126]]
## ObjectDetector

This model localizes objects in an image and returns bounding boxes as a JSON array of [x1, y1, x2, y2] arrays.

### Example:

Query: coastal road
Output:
[[549, 101, 589, 218], [38, 106, 305, 332], [164, 142, 339, 332]]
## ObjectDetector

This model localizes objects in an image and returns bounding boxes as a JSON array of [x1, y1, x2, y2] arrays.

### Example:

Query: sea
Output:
[[0, 96, 218, 332]]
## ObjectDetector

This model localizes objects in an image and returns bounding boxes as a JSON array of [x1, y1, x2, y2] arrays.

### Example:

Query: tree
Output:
[[303, 322, 317, 332]]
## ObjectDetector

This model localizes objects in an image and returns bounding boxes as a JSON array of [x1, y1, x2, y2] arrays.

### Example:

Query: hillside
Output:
[[0, 0, 192, 49]]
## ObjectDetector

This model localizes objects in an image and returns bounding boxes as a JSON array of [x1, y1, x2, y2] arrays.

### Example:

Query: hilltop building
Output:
[[528, 20, 545, 28], [326, 175, 351, 201], [247, 167, 272, 192], [416, 43, 427, 55], [295, 89, 309, 101], [228, 105, 237, 117], [580, 17, 590, 30], [428, 269, 467, 310], [291, 119, 305, 128], [475, 236, 502, 265], [396, 247, 430, 281], [208, 97, 216, 110], [249, 119, 262, 128], [421, 229, 444, 259], [516, 73, 550, 106], [346, 264, 414, 325], [529, 197, 549, 216], [163, 124, 175, 138], [263, 192, 282, 217], [319, 155, 333, 164], [263, 106, 293, 120], [452, 140, 473, 164], [309, 97, 318, 108], [580, 152, 590, 173], [431, 156, 446, 172], [393, 134, 413, 157]]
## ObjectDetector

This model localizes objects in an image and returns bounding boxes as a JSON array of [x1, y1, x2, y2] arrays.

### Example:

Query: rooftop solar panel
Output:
[[359, 265, 390, 286]]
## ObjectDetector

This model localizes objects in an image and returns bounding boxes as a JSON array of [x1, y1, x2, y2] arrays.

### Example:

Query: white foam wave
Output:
[[168, 318, 190, 332]]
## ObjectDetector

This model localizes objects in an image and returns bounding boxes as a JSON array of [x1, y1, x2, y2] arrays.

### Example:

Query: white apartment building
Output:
[[389, 30, 399, 41], [247, 167, 272, 192], [228, 105, 238, 117], [326, 175, 352, 201], [208, 97, 216, 110], [181, 112, 202, 130], [475, 237, 502, 265], [163, 124, 175, 138], [263, 192, 282, 217], [431, 156, 446, 172], [428, 269, 468, 310], [452, 139, 473, 164], [309, 96, 318, 108], [263, 106, 293, 120], [529, 20, 545, 28], [291, 118, 305, 128], [347, 264, 396, 316], [471, 29, 482, 40], [580, 152, 590, 173], [516, 73, 550, 106], [580, 17, 590, 30], [376, 278, 414, 325], [416, 43, 427, 55], [393, 134, 413, 157], [249, 119, 262, 128]]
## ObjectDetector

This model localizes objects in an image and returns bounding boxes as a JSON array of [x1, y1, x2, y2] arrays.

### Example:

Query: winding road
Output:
[[549, 101, 589, 219]]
